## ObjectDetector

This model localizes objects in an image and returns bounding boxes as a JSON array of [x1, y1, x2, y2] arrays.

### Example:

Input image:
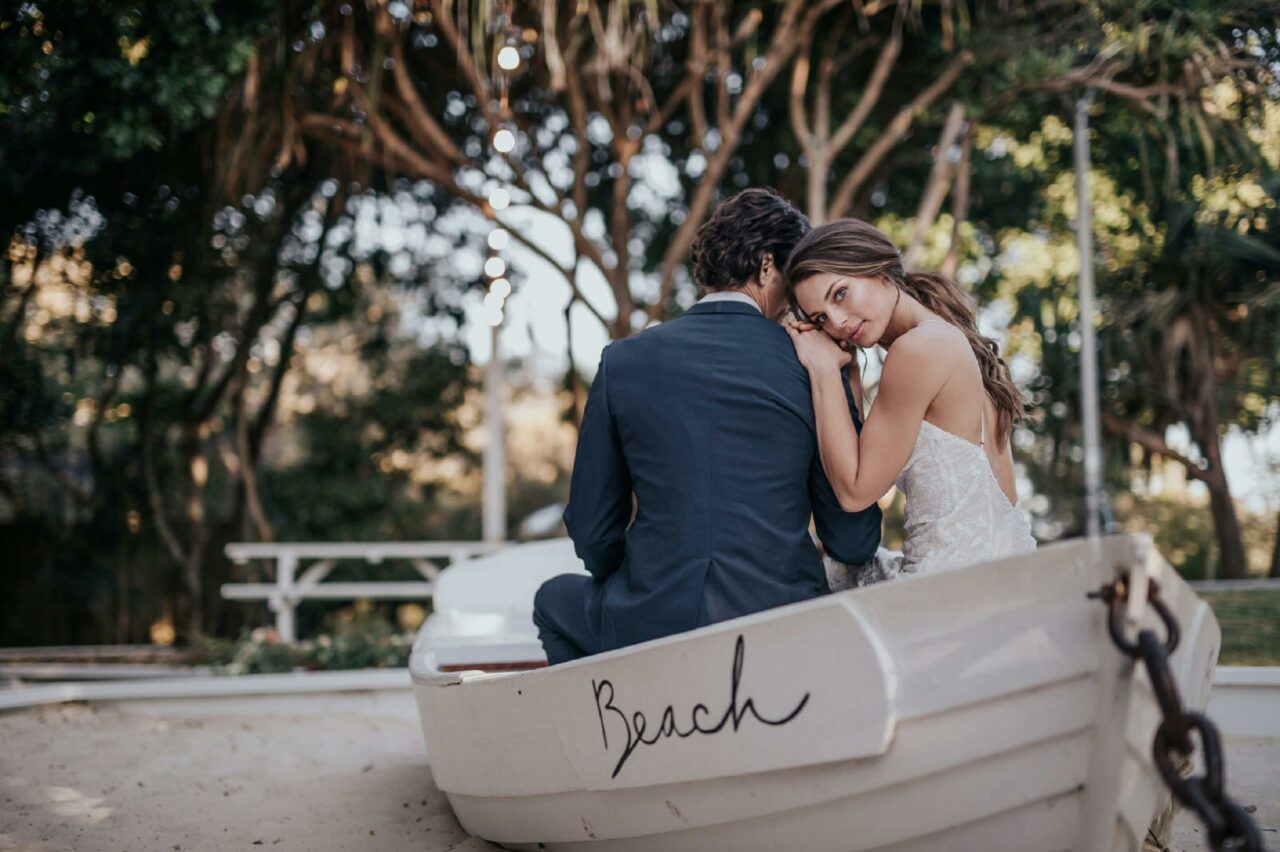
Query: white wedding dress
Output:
[[825, 394, 1037, 592]]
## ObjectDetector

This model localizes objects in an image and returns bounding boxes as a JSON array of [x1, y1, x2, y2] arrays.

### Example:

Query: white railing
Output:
[[221, 541, 510, 642]]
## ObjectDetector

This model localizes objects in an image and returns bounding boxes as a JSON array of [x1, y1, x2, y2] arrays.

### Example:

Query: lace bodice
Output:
[[826, 410, 1037, 592]]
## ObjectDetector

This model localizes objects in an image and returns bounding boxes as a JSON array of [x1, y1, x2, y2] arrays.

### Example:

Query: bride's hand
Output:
[[785, 321, 852, 373]]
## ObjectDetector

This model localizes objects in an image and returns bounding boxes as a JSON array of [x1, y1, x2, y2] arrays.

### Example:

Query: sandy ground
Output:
[[0, 691, 1275, 851], [0, 692, 500, 852], [1165, 739, 1279, 851]]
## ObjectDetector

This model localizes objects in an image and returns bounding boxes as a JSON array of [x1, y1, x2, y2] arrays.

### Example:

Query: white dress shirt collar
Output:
[[696, 290, 762, 313]]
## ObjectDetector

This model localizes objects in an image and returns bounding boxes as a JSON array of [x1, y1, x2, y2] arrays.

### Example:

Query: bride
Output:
[[783, 218, 1036, 590]]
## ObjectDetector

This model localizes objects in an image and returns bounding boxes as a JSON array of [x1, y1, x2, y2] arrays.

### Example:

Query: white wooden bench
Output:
[[221, 541, 510, 642]]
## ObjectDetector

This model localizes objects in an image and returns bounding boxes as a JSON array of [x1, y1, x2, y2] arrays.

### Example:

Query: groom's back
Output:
[[564, 298, 880, 651]]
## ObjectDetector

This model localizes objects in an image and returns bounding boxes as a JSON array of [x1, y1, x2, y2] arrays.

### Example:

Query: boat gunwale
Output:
[[409, 534, 1132, 687]]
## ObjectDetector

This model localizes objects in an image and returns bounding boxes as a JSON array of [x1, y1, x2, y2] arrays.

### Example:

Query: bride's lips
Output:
[[850, 320, 866, 342]]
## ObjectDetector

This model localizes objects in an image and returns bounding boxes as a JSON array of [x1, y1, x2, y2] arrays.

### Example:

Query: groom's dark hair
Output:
[[690, 187, 810, 293]]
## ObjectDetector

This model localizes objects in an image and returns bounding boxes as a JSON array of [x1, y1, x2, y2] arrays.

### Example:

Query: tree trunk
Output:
[[1205, 479, 1248, 579], [178, 550, 206, 643], [115, 531, 130, 643], [807, 152, 829, 225], [1183, 314, 1249, 580], [1098, 407, 1247, 578], [1196, 429, 1249, 580], [177, 424, 210, 642], [235, 375, 274, 543]]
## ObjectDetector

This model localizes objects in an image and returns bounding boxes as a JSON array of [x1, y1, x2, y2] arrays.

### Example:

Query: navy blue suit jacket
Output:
[[561, 299, 883, 652]]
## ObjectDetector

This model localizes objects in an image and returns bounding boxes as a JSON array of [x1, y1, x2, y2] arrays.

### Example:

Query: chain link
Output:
[[1088, 575, 1262, 851]]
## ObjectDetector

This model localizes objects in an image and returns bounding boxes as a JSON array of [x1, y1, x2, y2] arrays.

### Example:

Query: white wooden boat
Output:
[[408, 533, 1220, 851]]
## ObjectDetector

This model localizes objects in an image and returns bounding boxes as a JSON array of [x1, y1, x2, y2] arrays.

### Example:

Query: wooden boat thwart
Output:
[[408, 533, 1219, 851]]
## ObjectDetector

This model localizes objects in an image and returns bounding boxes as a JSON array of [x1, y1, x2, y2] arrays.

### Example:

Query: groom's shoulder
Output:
[[607, 311, 803, 374], [600, 312, 691, 356], [653, 308, 794, 345]]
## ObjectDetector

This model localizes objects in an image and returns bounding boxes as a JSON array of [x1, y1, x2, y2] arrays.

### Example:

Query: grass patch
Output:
[[1199, 589, 1280, 665]]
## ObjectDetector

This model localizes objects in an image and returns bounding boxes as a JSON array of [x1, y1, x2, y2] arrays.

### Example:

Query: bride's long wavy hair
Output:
[[785, 218, 1026, 449]]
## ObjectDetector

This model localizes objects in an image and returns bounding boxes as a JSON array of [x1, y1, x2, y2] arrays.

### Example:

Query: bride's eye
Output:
[[814, 314, 826, 327], [835, 287, 847, 302]]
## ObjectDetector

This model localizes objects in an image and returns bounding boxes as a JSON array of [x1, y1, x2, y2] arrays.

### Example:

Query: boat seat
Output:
[[414, 537, 589, 670]]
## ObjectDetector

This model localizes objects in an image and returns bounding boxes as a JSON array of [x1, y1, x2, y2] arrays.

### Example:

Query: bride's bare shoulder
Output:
[[879, 324, 964, 400], [883, 321, 968, 373], [901, 319, 969, 348]]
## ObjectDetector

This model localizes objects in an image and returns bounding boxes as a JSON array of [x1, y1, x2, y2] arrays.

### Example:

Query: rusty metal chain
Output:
[[1088, 575, 1262, 851]]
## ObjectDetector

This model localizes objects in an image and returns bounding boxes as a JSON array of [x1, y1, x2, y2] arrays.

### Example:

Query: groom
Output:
[[533, 187, 882, 665]]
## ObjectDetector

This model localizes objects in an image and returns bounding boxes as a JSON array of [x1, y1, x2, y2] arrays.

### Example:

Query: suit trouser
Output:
[[532, 573, 604, 666]]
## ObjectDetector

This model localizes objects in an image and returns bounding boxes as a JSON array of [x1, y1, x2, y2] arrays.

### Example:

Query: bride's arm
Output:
[[792, 327, 949, 512]]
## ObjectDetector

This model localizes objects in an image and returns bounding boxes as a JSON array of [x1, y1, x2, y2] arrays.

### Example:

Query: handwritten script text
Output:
[[591, 634, 810, 778]]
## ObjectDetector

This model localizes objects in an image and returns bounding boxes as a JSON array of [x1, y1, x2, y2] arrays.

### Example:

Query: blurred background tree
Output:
[[0, 2, 487, 643], [2, 0, 1276, 646]]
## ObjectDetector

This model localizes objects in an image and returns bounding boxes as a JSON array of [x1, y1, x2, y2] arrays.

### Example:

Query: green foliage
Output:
[[1116, 493, 1277, 580], [0, 0, 486, 645], [958, 19, 1280, 560], [263, 342, 476, 544], [0, 1, 270, 204], [208, 607, 414, 674]]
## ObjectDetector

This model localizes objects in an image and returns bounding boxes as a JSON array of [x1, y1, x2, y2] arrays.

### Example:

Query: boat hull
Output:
[[410, 534, 1219, 851]]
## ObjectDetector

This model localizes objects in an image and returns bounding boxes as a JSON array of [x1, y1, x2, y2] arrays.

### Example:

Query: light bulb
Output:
[[484, 256, 506, 278], [497, 46, 520, 71], [490, 278, 511, 298], [488, 186, 510, 210], [493, 128, 516, 153], [487, 229, 510, 250]]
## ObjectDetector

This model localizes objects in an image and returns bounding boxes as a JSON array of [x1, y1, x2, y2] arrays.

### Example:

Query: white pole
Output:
[[1073, 91, 1104, 539], [482, 322, 507, 542]]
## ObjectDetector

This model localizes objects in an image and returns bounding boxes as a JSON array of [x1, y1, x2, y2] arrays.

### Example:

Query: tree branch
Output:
[[654, 0, 845, 317], [827, 49, 973, 221], [301, 112, 613, 331], [1100, 411, 1214, 485], [138, 360, 189, 567], [940, 120, 973, 278], [826, 2, 905, 155], [425, 0, 492, 113], [385, 30, 466, 164], [789, 34, 815, 155], [904, 101, 966, 267]]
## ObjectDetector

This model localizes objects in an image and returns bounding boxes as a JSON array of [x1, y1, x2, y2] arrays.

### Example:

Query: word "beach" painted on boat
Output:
[[591, 634, 810, 779]]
